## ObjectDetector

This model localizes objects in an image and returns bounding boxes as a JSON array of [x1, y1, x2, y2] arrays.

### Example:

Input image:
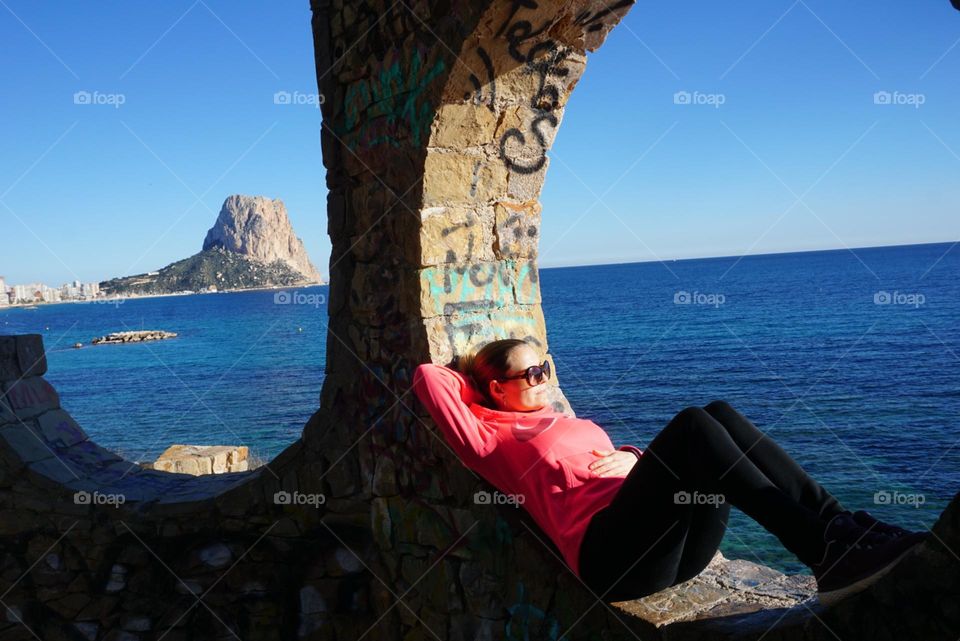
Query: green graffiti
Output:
[[421, 259, 539, 316], [341, 48, 446, 150], [507, 581, 560, 641]]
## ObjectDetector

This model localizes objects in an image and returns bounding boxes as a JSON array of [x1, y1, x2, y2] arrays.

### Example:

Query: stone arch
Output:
[[1, 1, 958, 639]]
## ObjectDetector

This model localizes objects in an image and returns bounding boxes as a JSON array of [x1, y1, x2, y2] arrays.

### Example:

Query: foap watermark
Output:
[[674, 90, 726, 108], [274, 290, 326, 308], [74, 490, 126, 508], [73, 90, 126, 109], [274, 90, 325, 107], [874, 290, 925, 308], [873, 91, 925, 109], [674, 290, 726, 308], [674, 490, 726, 506], [84, 297, 125, 308], [874, 490, 925, 508], [274, 490, 326, 507], [474, 489, 525, 507]]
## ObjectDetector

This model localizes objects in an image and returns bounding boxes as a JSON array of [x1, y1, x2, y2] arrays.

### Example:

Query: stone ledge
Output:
[[602, 551, 824, 640], [613, 550, 817, 629]]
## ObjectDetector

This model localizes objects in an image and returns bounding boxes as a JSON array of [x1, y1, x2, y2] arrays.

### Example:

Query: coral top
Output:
[[411, 363, 643, 579]]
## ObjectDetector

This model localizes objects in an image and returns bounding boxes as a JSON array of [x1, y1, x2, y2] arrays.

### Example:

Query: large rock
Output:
[[147, 444, 250, 475], [203, 194, 322, 283]]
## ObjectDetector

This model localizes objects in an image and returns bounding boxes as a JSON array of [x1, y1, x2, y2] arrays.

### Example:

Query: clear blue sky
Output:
[[1, 1, 957, 284]]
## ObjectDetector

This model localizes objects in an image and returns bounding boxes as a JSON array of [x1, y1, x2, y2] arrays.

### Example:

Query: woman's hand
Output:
[[588, 449, 638, 477]]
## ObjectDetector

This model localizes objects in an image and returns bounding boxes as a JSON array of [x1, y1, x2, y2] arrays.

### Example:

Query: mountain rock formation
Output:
[[100, 195, 322, 296], [203, 195, 321, 283]]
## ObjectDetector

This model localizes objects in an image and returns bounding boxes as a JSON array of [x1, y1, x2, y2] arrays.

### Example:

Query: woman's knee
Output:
[[704, 399, 734, 415], [677, 405, 713, 422], [676, 406, 721, 435]]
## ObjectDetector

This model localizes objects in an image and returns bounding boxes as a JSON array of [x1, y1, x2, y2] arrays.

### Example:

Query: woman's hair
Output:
[[456, 338, 530, 407]]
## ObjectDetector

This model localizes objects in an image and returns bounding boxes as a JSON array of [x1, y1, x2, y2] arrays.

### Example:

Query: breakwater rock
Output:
[[91, 330, 177, 345]]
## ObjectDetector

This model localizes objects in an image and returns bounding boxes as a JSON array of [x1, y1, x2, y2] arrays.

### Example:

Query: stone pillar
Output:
[[300, 1, 640, 635], [309, 0, 634, 428]]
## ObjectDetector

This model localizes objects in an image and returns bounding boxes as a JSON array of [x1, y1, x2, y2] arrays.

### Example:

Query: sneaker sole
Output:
[[816, 543, 917, 607]]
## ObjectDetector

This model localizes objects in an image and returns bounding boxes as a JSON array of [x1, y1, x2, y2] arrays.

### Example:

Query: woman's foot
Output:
[[852, 510, 931, 544], [812, 512, 925, 606]]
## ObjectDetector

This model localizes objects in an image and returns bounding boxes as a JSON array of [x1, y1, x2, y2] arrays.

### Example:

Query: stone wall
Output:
[[1, 1, 958, 640]]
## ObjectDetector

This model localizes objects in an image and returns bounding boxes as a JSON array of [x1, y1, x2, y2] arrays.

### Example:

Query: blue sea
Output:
[[2, 241, 957, 574]]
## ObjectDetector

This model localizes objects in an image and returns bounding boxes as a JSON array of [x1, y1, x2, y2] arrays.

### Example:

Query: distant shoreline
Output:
[[0, 282, 328, 310]]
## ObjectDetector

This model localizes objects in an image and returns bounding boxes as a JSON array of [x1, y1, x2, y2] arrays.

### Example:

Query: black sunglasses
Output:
[[497, 360, 551, 387]]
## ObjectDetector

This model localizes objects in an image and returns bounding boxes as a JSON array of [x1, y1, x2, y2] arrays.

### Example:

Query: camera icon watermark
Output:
[[674, 290, 726, 308], [874, 490, 925, 508], [73, 90, 126, 109], [274, 290, 326, 308], [273, 90, 325, 107], [274, 490, 325, 507], [74, 490, 126, 508], [674, 490, 726, 506], [674, 90, 726, 108], [474, 489, 525, 507], [873, 290, 925, 308], [873, 90, 925, 108]]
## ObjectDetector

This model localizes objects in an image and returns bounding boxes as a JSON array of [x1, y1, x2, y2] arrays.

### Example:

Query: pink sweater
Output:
[[411, 363, 643, 579]]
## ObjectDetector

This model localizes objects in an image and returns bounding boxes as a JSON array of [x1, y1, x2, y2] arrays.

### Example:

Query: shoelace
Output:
[[824, 514, 887, 551]]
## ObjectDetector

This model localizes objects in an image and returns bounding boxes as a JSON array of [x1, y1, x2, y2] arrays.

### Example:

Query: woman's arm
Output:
[[412, 363, 499, 462]]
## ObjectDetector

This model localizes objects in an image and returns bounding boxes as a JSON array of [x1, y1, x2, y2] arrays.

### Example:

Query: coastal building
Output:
[[41, 285, 61, 303], [13, 284, 41, 304], [4, 278, 102, 305]]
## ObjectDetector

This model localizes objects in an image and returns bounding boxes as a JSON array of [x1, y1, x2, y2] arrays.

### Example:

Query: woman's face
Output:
[[489, 344, 550, 412]]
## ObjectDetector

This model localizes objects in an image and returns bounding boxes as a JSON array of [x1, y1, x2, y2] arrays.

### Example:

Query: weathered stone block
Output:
[[493, 200, 541, 259], [415, 206, 496, 266], [430, 103, 499, 149], [418, 260, 541, 319], [422, 151, 508, 206], [422, 303, 547, 366], [0, 394, 14, 426], [0, 336, 19, 382], [16, 335, 46, 377], [0, 421, 55, 464], [35, 410, 89, 449], [1, 377, 60, 420]]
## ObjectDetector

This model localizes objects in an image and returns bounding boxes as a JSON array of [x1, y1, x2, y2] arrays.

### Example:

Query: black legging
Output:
[[578, 400, 846, 601]]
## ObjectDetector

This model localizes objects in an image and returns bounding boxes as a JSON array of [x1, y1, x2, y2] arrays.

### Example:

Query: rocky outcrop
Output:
[[99, 195, 322, 296], [147, 444, 249, 475], [203, 195, 321, 283]]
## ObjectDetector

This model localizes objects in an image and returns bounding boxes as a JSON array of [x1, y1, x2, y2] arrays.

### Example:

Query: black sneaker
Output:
[[852, 510, 931, 544], [812, 514, 924, 606]]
